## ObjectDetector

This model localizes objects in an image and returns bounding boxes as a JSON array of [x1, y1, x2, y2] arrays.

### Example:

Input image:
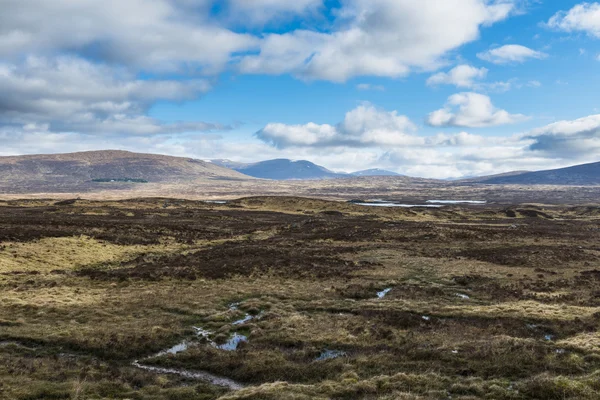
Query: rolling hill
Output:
[[0, 150, 251, 193], [481, 161, 600, 185], [212, 159, 348, 180], [351, 169, 400, 177]]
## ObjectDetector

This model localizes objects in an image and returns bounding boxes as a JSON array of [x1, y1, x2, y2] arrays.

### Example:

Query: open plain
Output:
[[1, 196, 600, 399]]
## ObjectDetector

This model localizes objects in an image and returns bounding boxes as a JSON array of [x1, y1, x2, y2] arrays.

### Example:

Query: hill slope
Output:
[[351, 169, 400, 177], [482, 161, 600, 185], [457, 170, 530, 183], [215, 159, 348, 180], [0, 150, 250, 193]]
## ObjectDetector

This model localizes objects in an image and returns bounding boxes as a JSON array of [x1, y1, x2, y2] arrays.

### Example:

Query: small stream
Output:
[[213, 333, 248, 351], [132, 362, 244, 390], [131, 305, 256, 390], [316, 349, 347, 361]]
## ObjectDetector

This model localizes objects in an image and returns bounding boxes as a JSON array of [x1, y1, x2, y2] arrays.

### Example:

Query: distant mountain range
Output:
[[211, 159, 347, 180], [211, 159, 399, 180], [351, 169, 401, 177], [0, 151, 599, 195], [480, 161, 600, 185]]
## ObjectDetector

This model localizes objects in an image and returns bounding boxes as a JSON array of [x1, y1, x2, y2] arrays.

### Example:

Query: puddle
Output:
[[155, 342, 191, 357], [455, 293, 470, 300], [544, 334, 555, 341], [133, 326, 244, 390], [316, 350, 347, 361], [356, 202, 442, 208], [377, 288, 392, 298], [205, 200, 228, 204], [426, 200, 487, 205], [0, 341, 25, 347], [132, 362, 244, 390], [232, 314, 254, 325], [422, 316, 431, 321], [131, 302, 261, 390], [152, 327, 214, 358], [214, 333, 248, 351], [193, 327, 212, 338]]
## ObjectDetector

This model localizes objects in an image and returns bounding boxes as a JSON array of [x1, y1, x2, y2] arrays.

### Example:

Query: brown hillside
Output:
[[0, 150, 251, 193]]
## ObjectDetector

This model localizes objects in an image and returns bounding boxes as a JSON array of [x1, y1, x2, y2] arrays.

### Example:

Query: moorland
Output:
[[1, 196, 600, 399]]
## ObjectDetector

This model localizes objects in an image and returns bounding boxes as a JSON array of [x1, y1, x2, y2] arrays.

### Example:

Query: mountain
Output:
[[0, 150, 250, 193], [481, 161, 600, 185], [208, 159, 249, 170], [351, 169, 400, 177], [457, 170, 530, 183], [213, 159, 348, 180]]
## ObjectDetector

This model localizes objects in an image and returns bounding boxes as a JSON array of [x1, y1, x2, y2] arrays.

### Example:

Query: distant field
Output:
[[1, 197, 600, 399], [3, 178, 600, 206]]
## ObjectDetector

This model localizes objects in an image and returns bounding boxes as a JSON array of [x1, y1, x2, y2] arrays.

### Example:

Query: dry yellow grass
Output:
[[0, 236, 165, 274], [439, 301, 600, 321]]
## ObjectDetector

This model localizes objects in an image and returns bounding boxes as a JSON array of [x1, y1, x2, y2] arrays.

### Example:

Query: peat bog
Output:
[[1, 197, 600, 399]]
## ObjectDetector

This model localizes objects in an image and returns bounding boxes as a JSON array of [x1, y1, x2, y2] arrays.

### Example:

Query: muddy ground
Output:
[[1, 197, 600, 399]]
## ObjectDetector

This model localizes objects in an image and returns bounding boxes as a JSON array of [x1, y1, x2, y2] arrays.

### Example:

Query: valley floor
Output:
[[1, 197, 600, 399]]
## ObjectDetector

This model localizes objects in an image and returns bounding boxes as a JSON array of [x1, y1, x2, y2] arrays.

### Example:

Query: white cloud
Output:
[[477, 44, 548, 64], [547, 3, 600, 38], [0, 0, 258, 72], [427, 65, 488, 88], [427, 65, 518, 92], [239, 0, 516, 81], [483, 80, 514, 92], [0, 56, 222, 135], [257, 103, 418, 148], [357, 83, 385, 91], [0, 0, 518, 81], [428, 131, 486, 146], [526, 114, 600, 157], [6, 110, 600, 180], [427, 92, 529, 128]]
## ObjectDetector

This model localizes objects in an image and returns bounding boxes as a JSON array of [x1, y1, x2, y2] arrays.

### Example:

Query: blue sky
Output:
[[1, 0, 600, 178]]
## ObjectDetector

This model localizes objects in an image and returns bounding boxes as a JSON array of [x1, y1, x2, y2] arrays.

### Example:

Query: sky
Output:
[[1, 0, 600, 178]]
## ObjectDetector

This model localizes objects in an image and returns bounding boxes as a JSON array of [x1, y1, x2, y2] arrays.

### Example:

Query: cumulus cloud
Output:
[[256, 103, 418, 148], [239, 0, 516, 81], [0, 56, 223, 135], [427, 65, 488, 88], [0, 0, 517, 81], [0, 0, 258, 72], [427, 65, 518, 93], [6, 108, 600, 180], [547, 2, 600, 38], [4, 0, 599, 180], [525, 114, 600, 157], [477, 44, 548, 64], [427, 92, 529, 128]]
